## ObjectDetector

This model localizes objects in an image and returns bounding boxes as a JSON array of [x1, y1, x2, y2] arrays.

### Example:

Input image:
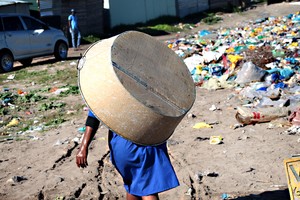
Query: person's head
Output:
[[71, 9, 76, 15]]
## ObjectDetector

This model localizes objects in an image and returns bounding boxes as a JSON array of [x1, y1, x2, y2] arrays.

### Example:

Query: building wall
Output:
[[38, 0, 104, 36], [176, 0, 209, 18], [109, 0, 176, 28], [27, 0, 38, 11], [0, 4, 30, 15], [209, 0, 251, 10]]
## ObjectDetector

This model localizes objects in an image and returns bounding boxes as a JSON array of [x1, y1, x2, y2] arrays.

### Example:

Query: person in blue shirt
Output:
[[76, 110, 179, 200], [68, 9, 81, 49]]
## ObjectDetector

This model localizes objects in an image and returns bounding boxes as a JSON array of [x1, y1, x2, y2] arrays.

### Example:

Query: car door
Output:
[[21, 16, 53, 55], [0, 17, 6, 49], [2, 16, 31, 59]]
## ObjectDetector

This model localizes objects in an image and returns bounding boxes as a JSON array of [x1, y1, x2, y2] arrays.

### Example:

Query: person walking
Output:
[[76, 110, 179, 200], [75, 30, 196, 199], [68, 9, 81, 50]]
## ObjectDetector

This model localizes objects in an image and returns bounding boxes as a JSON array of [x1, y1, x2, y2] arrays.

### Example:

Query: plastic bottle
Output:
[[235, 106, 290, 125], [272, 49, 285, 58]]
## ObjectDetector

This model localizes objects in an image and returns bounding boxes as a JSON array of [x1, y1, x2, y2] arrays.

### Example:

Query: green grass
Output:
[[201, 13, 223, 25], [58, 85, 79, 97], [143, 24, 182, 33], [14, 69, 48, 81], [43, 113, 66, 127], [111, 15, 181, 36], [0, 66, 82, 137], [82, 35, 101, 43], [16, 92, 45, 103], [38, 102, 66, 111], [12, 67, 77, 85]]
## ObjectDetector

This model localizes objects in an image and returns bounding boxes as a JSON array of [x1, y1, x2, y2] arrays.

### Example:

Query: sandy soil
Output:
[[1, 2, 300, 200]]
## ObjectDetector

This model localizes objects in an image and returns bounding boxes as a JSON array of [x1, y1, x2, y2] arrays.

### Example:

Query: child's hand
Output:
[[76, 146, 88, 168]]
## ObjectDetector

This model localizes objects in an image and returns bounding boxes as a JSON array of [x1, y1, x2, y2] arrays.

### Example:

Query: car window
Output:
[[3, 16, 24, 31], [22, 16, 45, 30]]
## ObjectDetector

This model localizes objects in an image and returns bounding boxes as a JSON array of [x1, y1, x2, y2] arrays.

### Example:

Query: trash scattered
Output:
[[53, 139, 70, 146], [187, 113, 197, 118], [70, 61, 77, 66], [193, 122, 212, 129], [209, 104, 218, 111], [209, 136, 223, 144], [195, 171, 219, 182], [78, 127, 86, 133], [17, 89, 26, 95], [235, 106, 290, 125], [72, 137, 81, 143], [25, 111, 32, 115], [53, 88, 70, 95], [27, 135, 40, 140], [221, 193, 230, 200], [7, 176, 27, 183], [281, 125, 300, 135], [208, 120, 220, 125], [83, 106, 89, 111], [289, 108, 300, 126], [6, 118, 19, 127], [167, 11, 300, 133], [231, 124, 245, 130], [235, 62, 266, 84], [7, 74, 15, 80], [185, 187, 194, 196], [49, 87, 58, 93], [66, 110, 76, 115]]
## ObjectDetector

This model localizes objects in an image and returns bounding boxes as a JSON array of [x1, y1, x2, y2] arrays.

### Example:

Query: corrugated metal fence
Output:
[[39, 0, 104, 35], [109, 0, 177, 28], [176, 0, 209, 18]]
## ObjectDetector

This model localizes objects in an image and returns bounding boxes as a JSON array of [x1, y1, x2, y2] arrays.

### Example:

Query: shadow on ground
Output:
[[0, 56, 82, 75], [233, 189, 290, 200]]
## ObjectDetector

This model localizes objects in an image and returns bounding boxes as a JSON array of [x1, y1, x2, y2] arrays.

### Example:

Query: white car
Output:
[[0, 13, 68, 72]]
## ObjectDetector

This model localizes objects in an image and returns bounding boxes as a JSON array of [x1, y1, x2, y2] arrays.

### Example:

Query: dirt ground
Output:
[[1, 2, 300, 200]]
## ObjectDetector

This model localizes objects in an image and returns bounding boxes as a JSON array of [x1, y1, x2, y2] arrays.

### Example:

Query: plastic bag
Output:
[[184, 54, 204, 72], [235, 62, 266, 84]]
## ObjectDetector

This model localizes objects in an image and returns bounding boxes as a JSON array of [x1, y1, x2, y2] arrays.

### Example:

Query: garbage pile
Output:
[[0, 84, 79, 142], [166, 12, 300, 126]]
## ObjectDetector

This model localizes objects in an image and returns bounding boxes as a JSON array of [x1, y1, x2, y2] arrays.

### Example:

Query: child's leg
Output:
[[126, 193, 159, 200], [127, 193, 141, 200], [142, 194, 159, 200]]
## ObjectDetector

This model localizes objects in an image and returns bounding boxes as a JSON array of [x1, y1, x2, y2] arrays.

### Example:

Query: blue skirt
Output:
[[108, 131, 179, 196], [87, 111, 179, 196]]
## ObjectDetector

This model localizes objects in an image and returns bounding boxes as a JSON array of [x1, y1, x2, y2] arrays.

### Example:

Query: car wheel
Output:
[[19, 58, 33, 67], [0, 52, 14, 72], [54, 41, 68, 60]]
